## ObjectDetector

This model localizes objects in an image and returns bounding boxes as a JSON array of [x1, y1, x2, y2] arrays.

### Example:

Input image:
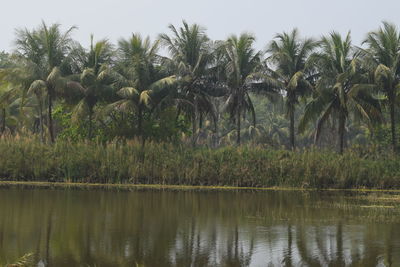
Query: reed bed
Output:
[[0, 136, 399, 189]]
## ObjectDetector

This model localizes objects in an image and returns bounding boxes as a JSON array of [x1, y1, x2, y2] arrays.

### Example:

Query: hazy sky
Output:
[[1, 0, 399, 52]]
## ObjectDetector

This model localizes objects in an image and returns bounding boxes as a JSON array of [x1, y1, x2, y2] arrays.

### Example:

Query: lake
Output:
[[0, 186, 399, 266]]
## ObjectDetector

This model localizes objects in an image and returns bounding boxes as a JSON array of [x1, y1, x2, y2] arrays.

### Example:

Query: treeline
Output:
[[1, 21, 400, 153]]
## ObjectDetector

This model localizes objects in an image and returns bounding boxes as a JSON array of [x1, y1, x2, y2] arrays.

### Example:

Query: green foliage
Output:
[[220, 33, 261, 145], [143, 107, 189, 143], [0, 52, 12, 68], [369, 124, 400, 148], [299, 32, 381, 153], [2, 21, 400, 154], [362, 22, 400, 152], [53, 105, 87, 141], [259, 29, 317, 149]]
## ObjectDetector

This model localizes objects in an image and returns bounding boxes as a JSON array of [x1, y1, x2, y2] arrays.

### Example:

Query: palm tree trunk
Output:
[[48, 94, 55, 143], [236, 107, 241, 145], [138, 105, 143, 142], [289, 106, 295, 150], [175, 107, 181, 122], [39, 104, 44, 143], [389, 98, 397, 153], [192, 96, 198, 147], [214, 114, 219, 148], [199, 112, 203, 130], [1, 108, 5, 135], [138, 106, 146, 162], [88, 109, 93, 140], [338, 112, 346, 154]]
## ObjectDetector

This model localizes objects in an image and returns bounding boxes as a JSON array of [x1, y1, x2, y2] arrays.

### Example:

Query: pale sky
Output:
[[1, 0, 399, 52]]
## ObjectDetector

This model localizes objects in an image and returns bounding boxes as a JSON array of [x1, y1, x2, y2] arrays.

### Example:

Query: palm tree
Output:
[[159, 21, 214, 146], [0, 54, 30, 136], [0, 57, 47, 139], [263, 29, 318, 150], [362, 21, 400, 152], [14, 22, 75, 142], [299, 32, 381, 153], [27, 80, 47, 142], [0, 69, 9, 134], [222, 33, 261, 145], [0, 85, 16, 135], [105, 33, 175, 143], [69, 37, 114, 139]]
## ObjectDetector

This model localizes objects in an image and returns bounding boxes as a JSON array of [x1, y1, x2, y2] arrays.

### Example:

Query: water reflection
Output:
[[0, 187, 399, 266]]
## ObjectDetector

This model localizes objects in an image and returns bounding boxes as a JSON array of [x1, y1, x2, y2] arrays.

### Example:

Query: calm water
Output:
[[0, 186, 399, 267]]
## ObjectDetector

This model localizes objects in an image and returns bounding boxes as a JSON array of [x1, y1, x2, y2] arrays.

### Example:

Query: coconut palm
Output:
[[26, 80, 47, 141], [0, 84, 17, 135], [299, 32, 381, 153], [105, 33, 175, 143], [362, 21, 400, 152], [68, 37, 115, 139], [262, 29, 318, 150], [0, 69, 9, 134], [0, 54, 32, 136], [14, 22, 76, 142], [159, 21, 214, 146], [221, 33, 261, 145]]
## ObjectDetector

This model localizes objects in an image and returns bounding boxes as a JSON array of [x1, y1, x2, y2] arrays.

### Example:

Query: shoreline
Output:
[[2, 139, 400, 191], [1, 181, 400, 193]]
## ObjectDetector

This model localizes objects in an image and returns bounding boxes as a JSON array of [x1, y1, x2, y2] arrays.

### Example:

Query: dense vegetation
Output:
[[1, 21, 400, 188], [0, 136, 399, 189]]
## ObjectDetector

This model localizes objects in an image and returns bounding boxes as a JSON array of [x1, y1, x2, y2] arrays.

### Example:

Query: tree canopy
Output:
[[1, 21, 400, 153]]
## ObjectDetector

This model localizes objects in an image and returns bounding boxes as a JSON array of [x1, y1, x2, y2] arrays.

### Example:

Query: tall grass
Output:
[[0, 136, 399, 189]]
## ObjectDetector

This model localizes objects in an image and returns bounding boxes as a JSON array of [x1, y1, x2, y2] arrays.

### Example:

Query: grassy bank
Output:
[[0, 137, 400, 189]]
